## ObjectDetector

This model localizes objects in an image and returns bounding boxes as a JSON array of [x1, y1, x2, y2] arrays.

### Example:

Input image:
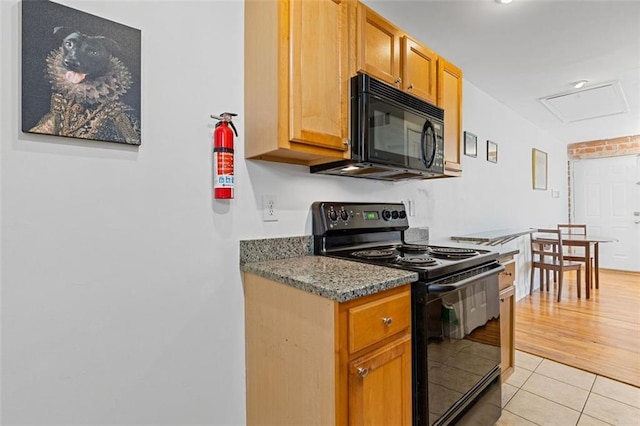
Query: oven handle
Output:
[[427, 263, 505, 293]]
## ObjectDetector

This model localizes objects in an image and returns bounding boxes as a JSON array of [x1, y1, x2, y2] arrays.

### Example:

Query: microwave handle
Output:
[[420, 119, 436, 168]]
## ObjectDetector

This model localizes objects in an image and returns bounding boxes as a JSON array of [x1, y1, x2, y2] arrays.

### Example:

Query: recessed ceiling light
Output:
[[495, 0, 513, 4], [573, 80, 588, 89]]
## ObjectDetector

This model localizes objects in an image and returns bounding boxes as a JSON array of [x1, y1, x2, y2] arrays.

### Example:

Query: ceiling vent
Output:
[[540, 81, 629, 123]]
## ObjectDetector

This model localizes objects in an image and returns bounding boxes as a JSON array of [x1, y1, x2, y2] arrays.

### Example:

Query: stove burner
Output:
[[352, 249, 398, 260], [429, 247, 479, 259], [397, 244, 430, 254], [396, 256, 438, 266]]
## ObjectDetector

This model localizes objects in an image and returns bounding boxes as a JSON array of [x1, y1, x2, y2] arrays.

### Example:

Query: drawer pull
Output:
[[382, 317, 393, 326], [357, 367, 369, 377]]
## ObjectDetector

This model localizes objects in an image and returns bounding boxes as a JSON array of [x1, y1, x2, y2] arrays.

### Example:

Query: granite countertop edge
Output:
[[241, 255, 419, 303]]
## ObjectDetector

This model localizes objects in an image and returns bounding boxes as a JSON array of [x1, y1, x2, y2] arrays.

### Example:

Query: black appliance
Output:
[[312, 201, 504, 426], [310, 74, 445, 181]]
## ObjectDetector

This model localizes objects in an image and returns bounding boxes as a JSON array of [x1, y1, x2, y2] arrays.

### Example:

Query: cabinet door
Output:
[[356, 4, 402, 87], [348, 335, 412, 426], [437, 57, 463, 176], [289, 0, 350, 152], [500, 285, 516, 382], [402, 36, 437, 104]]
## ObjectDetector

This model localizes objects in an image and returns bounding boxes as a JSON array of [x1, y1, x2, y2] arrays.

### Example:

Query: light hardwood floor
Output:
[[515, 268, 640, 388]]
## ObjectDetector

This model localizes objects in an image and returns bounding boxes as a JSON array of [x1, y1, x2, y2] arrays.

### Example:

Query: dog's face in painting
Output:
[[54, 26, 120, 84]]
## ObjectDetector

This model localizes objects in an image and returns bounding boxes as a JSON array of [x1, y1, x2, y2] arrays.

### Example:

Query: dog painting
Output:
[[22, 0, 141, 145]]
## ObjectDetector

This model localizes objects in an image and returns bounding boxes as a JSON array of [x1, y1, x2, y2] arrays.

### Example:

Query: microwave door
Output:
[[366, 99, 410, 167]]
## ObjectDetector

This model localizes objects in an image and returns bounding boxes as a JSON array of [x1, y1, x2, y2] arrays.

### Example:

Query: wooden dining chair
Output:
[[530, 229, 582, 302], [557, 224, 595, 288]]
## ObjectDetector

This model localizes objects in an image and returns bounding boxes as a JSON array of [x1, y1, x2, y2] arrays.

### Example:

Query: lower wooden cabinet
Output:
[[499, 284, 516, 382], [498, 254, 517, 382], [244, 273, 412, 425], [349, 335, 412, 426]]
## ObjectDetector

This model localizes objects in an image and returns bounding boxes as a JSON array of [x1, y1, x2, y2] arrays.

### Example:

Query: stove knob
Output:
[[391, 210, 399, 219], [340, 210, 349, 221], [399, 210, 407, 219], [329, 210, 338, 221], [382, 209, 391, 221]]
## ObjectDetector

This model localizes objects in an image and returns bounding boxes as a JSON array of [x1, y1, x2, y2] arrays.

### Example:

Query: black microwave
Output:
[[311, 73, 445, 181]]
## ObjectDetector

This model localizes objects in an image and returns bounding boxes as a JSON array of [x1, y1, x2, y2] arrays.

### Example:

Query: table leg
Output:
[[594, 242, 600, 289], [585, 243, 591, 299]]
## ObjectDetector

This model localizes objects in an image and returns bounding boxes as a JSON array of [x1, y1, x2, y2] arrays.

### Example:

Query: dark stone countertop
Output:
[[241, 255, 417, 303], [239, 235, 417, 302]]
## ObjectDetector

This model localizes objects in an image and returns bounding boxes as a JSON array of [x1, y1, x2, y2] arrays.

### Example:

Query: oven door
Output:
[[412, 263, 504, 426]]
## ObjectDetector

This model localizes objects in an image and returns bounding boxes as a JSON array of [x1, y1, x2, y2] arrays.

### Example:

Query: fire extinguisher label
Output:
[[214, 152, 234, 188]]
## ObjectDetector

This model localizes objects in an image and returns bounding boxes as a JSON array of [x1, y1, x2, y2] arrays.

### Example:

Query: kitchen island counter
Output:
[[241, 255, 417, 302]]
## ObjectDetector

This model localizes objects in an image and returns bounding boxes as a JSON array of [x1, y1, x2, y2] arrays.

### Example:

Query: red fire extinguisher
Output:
[[211, 112, 238, 199]]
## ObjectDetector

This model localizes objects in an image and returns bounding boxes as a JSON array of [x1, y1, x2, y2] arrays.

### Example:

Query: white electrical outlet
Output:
[[262, 195, 278, 222]]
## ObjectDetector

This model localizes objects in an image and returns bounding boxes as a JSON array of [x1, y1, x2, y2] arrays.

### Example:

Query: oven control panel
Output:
[[312, 201, 409, 233]]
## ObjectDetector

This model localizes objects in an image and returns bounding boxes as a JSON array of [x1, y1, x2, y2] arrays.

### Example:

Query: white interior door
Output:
[[572, 155, 640, 272]]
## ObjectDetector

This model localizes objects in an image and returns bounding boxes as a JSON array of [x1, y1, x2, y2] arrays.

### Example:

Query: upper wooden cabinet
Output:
[[244, 0, 352, 165], [356, 4, 401, 86], [357, 4, 437, 104], [437, 57, 463, 176], [402, 36, 438, 104]]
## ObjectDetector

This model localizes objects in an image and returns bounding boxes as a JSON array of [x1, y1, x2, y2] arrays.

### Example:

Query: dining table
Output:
[[536, 233, 619, 298]]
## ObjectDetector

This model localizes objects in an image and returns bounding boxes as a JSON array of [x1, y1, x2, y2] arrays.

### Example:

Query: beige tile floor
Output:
[[496, 351, 640, 426]]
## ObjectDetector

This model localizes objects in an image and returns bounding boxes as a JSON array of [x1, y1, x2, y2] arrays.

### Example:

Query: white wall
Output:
[[0, 1, 567, 424]]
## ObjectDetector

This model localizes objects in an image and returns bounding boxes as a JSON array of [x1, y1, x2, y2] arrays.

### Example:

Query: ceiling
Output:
[[362, 0, 640, 144]]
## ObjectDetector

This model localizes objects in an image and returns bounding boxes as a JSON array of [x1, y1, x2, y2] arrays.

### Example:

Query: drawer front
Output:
[[499, 260, 516, 290], [348, 291, 411, 354]]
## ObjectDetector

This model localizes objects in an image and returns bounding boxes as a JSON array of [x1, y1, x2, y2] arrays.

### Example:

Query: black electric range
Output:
[[312, 201, 504, 426]]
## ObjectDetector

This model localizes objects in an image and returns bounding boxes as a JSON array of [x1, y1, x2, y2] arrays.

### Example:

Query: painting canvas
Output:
[[22, 0, 141, 145]]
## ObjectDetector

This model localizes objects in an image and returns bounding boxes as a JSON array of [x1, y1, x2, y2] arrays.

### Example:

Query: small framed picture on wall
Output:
[[487, 141, 498, 163], [532, 148, 548, 190], [464, 131, 477, 157]]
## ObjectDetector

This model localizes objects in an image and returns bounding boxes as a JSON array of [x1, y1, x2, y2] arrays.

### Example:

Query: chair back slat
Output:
[[558, 224, 587, 235]]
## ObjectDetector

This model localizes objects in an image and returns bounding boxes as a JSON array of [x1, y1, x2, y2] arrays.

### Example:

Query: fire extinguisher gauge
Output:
[[211, 112, 238, 136]]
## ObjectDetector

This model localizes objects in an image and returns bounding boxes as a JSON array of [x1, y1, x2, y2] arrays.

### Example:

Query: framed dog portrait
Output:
[[22, 0, 142, 145]]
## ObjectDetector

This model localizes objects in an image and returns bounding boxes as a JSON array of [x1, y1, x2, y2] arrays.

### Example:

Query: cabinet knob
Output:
[[357, 367, 369, 377], [382, 317, 393, 326], [342, 139, 350, 146], [503, 272, 513, 276], [500, 298, 505, 302], [394, 77, 402, 84], [408, 83, 414, 89]]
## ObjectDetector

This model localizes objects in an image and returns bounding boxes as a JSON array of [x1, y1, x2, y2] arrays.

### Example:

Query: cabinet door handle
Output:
[[342, 139, 350, 146], [408, 83, 414, 89], [382, 317, 393, 326], [500, 298, 505, 302], [394, 77, 402, 84], [357, 367, 369, 377]]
